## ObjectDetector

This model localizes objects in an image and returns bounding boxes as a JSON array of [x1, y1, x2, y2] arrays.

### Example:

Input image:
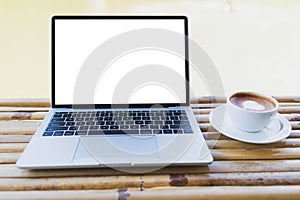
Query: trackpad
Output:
[[79, 135, 159, 161]]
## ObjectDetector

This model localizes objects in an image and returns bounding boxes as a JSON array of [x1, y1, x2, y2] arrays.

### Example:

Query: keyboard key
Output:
[[63, 114, 72, 118], [79, 126, 89, 130], [130, 125, 139, 129], [125, 121, 134, 125], [76, 122, 85, 126], [163, 129, 173, 134], [133, 117, 141, 120], [169, 116, 179, 120], [53, 131, 64, 136], [135, 120, 144, 125], [100, 125, 109, 129], [66, 122, 75, 126], [73, 114, 81, 118], [180, 125, 192, 130], [115, 121, 124, 125], [69, 126, 78, 130], [49, 122, 65, 126], [90, 125, 99, 130], [96, 121, 105, 125], [88, 130, 139, 135], [180, 116, 188, 120], [85, 117, 94, 121], [151, 116, 160, 120], [86, 121, 95, 125], [140, 125, 149, 129], [160, 125, 169, 129], [51, 118, 65, 122], [144, 120, 152, 124], [76, 131, 87, 135], [118, 113, 128, 117], [53, 113, 63, 117], [153, 129, 163, 134], [123, 129, 140, 134], [106, 121, 115, 125], [120, 125, 129, 129], [150, 125, 159, 129], [110, 125, 119, 130], [174, 120, 189, 125], [173, 129, 183, 134], [170, 125, 180, 129], [141, 130, 152, 134], [43, 131, 53, 136], [64, 131, 74, 136], [114, 117, 122, 121], [123, 117, 132, 120], [137, 113, 146, 116], [183, 129, 193, 134], [155, 112, 165, 116], [46, 126, 68, 131], [104, 117, 113, 121]]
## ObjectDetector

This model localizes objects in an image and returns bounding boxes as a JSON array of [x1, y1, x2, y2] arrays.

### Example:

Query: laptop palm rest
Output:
[[76, 135, 160, 164]]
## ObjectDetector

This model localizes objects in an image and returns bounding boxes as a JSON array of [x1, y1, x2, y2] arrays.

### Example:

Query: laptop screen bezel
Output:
[[51, 15, 190, 108]]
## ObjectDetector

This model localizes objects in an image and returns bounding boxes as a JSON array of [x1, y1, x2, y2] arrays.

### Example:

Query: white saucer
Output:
[[209, 105, 291, 144]]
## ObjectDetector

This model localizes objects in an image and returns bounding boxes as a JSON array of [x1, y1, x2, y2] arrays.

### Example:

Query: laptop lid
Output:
[[51, 16, 189, 108]]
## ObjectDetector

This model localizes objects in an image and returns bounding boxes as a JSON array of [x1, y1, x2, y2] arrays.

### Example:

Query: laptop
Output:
[[17, 15, 213, 169]]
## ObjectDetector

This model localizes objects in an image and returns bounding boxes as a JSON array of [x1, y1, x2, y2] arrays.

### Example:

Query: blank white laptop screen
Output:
[[54, 17, 187, 106]]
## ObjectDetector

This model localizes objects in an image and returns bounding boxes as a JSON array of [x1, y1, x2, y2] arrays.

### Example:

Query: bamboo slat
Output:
[[206, 139, 300, 149], [193, 107, 300, 115], [190, 96, 226, 104], [0, 121, 41, 127], [200, 122, 300, 132], [1, 172, 300, 191], [1, 186, 300, 200], [0, 98, 50, 107], [3, 147, 300, 164], [0, 153, 20, 164], [272, 96, 300, 103], [212, 148, 300, 160], [0, 112, 46, 120], [190, 96, 300, 103], [197, 113, 300, 123], [1, 159, 300, 178], [289, 130, 300, 138], [0, 135, 32, 143], [0, 120, 40, 134], [203, 132, 231, 140], [0, 107, 49, 112], [204, 130, 300, 140], [0, 143, 26, 153]]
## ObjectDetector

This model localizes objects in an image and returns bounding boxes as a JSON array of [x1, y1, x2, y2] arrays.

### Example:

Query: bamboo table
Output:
[[1, 97, 300, 199]]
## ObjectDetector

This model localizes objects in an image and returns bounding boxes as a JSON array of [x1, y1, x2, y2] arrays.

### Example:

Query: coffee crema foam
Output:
[[230, 93, 275, 111]]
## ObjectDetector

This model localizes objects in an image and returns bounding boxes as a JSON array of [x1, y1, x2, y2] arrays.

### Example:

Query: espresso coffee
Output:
[[230, 92, 275, 111]]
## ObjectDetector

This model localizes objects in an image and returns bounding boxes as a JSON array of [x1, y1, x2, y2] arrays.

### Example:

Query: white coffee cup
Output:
[[226, 90, 279, 132]]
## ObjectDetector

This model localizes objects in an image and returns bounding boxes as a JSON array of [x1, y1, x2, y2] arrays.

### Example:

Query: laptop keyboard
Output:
[[42, 109, 193, 137]]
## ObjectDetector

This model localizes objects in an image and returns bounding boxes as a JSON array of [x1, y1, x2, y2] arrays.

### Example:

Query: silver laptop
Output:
[[17, 15, 213, 169]]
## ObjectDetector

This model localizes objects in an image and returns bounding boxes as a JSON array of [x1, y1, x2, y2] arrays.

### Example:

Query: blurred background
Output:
[[0, 0, 299, 98]]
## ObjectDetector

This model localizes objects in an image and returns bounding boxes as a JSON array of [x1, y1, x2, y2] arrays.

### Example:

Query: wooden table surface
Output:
[[1, 96, 300, 200]]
